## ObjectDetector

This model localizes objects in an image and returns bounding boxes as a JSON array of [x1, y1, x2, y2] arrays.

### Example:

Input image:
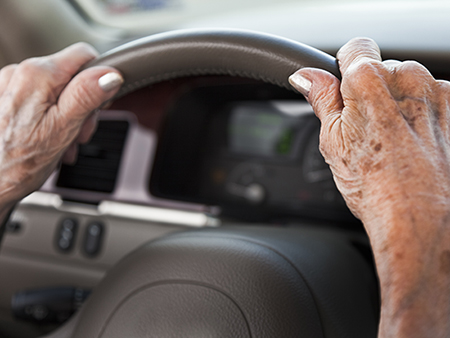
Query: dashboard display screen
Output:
[[150, 82, 354, 223], [228, 103, 300, 157]]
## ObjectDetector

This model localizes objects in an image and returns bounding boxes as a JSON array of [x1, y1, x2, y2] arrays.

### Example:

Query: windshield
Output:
[[73, 0, 306, 32], [73, 0, 441, 33]]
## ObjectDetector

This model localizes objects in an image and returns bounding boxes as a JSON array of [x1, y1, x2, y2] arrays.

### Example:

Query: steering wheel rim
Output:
[[87, 28, 340, 98]]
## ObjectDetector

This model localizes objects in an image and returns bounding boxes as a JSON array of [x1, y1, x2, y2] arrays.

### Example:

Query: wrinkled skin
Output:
[[291, 38, 450, 337], [0, 43, 122, 218]]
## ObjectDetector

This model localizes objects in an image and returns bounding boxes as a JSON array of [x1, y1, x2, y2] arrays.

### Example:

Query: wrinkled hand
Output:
[[0, 43, 123, 208], [291, 38, 450, 224], [290, 38, 450, 337]]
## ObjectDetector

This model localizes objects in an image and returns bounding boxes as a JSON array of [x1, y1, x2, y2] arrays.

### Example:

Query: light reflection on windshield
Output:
[[87, 0, 434, 15], [96, 0, 179, 14], [73, 0, 300, 32]]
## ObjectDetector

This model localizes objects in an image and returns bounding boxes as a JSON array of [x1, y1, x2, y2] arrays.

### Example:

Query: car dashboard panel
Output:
[[40, 76, 354, 223], [150, 79, 353, 222]]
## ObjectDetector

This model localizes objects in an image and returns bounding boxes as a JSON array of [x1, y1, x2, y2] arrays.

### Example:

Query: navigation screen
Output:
[[228, 103, 300, 157]]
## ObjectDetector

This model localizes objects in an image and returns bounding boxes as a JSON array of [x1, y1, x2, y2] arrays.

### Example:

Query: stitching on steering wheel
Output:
[[118, 68, 289, 97]]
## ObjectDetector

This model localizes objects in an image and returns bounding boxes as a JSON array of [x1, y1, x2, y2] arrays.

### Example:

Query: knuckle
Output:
[[0, 63, 17, 75], [17, 58, 48, 77], [396, 60, 433, 79], [437, 80, 450, 92], [337, 37, 381, 63], [392, 61, 436, 98], [20, 58, 40, 69], [344, 59, 384, 86], [353, 59, 383, 74], [348, 37, 378, 49], [435, 80, 450, 102], [72, 42, 96, 54]]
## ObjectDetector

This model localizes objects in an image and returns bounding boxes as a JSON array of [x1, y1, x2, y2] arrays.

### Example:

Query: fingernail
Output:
[[289, 72, 312, 97], [98, 72, 124, 92]]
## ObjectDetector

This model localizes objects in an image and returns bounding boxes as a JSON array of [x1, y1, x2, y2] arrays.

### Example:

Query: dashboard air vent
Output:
[[56, 120, 129, 193]]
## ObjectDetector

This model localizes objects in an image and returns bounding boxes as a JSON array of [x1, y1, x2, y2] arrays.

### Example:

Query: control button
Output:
[[56, 218, 78, 252], [244, 183, 265, 204], [83, 222, 104, 257], [25, 305, 49, 321], [5, 221, 22, 234], [12, 287, 91, 324]]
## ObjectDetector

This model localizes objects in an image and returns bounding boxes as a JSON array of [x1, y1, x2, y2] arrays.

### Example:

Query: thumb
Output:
[[289, 68, 343, 122], [55, 66, 123, 124]]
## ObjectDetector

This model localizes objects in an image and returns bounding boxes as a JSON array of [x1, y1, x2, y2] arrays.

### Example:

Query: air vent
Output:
[[56, 120, 129, 193]]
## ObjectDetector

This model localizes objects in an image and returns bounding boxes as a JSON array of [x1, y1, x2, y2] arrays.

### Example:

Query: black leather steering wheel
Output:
[[87, 28, 340, 97], [46, 29, 378, 338]]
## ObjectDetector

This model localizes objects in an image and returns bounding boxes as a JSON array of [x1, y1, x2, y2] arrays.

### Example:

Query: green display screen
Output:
[[228, 103, 298, 157]]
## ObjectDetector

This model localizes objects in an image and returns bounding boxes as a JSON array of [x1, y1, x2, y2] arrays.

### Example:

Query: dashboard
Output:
[[150, 79, 352, 222], [38, 77, 354, 224]]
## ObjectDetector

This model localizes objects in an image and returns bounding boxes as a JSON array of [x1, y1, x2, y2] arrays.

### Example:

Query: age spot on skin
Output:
[[361, 159, 373, 175], [374, 143, 382, 152], [361, 158, 383, 174], [23, 157, 37, 170], [439, 250, 450, 274], [372, 162, 383, 171], [395, 252, 404, 260]]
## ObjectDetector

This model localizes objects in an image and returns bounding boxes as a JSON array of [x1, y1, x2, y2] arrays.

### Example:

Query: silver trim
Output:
[[21, 192, 63, 209], [98, 201, 220, 227], [19, 192, 219, 228]]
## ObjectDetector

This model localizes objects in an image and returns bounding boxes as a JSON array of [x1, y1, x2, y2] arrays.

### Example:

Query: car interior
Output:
[[0, 0, 449, 337]]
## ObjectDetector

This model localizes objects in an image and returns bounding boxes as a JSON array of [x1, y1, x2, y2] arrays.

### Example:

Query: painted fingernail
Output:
[[289, 72, 312, 97], [98, 72, 124, 92]]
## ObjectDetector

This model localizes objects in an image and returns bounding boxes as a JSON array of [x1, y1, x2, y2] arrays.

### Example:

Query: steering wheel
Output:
[[87, 28, 340, 97], [46, 29, 378, 338]]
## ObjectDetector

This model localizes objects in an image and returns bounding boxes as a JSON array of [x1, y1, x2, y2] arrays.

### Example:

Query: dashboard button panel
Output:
[[56, 218, 78, 252], [83, 222, 104, 257]]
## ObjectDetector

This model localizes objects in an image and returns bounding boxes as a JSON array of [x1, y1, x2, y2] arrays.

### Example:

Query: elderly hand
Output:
[[0, 43, 123, 215], [290, 38, 450, 337]]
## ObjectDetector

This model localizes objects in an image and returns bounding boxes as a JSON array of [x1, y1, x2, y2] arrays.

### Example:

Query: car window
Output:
[[71, 0, 441, 34]]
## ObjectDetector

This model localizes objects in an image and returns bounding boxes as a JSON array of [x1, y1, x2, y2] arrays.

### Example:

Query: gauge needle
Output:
[[227, 183, 265, 204]]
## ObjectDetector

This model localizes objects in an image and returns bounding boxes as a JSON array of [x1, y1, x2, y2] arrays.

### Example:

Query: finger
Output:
[[47, 42, 99, 79], [289, 68, 343, 122], [62, 143, 78, 165], [6, 44, 100, 107], [53, 67, 123, 127], [390, 61, 436, 99], [0, 64, 17, 96], [39, 43, 100, 100], [337, 37, 382, 77], [76, 110, 99, 144]]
